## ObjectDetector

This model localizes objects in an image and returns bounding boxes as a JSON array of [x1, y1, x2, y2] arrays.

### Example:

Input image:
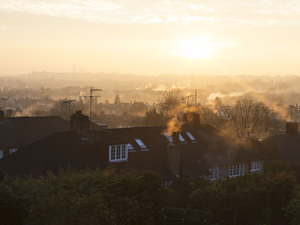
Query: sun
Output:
[[175, 37, 218, 59]]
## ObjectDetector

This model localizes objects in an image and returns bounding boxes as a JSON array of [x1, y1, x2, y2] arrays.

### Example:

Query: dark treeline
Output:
[[1, 161, 300, 225]]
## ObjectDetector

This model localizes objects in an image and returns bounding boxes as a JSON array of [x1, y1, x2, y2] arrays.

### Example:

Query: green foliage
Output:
[[189, 172, 297, 225], [2, 167, 299, 225], [283, 198, 300, 225], [264, 160, 289, 173], [0, 182, 24, 225], [2, 168, 163, 225]]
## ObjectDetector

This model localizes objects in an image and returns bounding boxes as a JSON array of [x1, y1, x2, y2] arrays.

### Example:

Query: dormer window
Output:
[[164, 134, 173, 142], [179, 134, 187, 144], [109, 144, 128, 162], [9, 148, 18, 154], [186, 132, 197, 143], [127, 143, 136, 152], [164, 133, 186, 143], [135, 139, 149, 151]]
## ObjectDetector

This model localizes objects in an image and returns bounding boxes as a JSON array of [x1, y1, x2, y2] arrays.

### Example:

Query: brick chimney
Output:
[[71, 110, 89, 138], [286, 122, 299, 135], [183, 112, 200, 130], [166, 132, 182, 178], [0, 109, 4, 122]]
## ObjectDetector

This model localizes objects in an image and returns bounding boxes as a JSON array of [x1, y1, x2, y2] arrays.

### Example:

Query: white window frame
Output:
[[250, 160, 262, 172], [164, 180, 173, 188], [209, 167, 219, 181], [109, 144, 128, 162], [229, 163, 244, 178]]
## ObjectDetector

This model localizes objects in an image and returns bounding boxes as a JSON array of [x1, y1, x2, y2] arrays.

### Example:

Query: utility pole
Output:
[[63, 99, 76, 120], [82, 88, 102, 121], [194, 89, 197, 107]]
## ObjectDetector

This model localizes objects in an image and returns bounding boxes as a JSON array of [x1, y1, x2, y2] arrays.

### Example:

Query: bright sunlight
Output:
[[175, 37, 219, 59]]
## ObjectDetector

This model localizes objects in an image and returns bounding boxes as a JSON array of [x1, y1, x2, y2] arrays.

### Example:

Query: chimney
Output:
[[286, 122, 298, 135], [183, 112, 200, 130], [0, 110, 4, 122], [71, 110, 90, 138], [166, 132, 181, 178]]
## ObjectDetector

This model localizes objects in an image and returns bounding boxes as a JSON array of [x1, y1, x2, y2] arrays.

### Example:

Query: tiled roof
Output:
[[0, 116, 70, 149], [261, 133, 300, 163], [0, 131, 103, 177]]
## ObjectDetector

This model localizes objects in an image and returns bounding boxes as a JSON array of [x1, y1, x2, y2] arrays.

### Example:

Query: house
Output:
[[0, 131, 103, 177], [0, 110, 103, 159], [0, 110, 70, 159], [0, 111, 266, 183], [90, 112, 266, 182], [261, 122, 300, 164]]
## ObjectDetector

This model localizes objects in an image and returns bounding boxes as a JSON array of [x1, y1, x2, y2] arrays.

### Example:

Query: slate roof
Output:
[[0, 116, 70, 149], [93, 125, 266, 178], [0, 131, 103, 177], [261, 133, 300, 163], [0, 122, 267, 179]]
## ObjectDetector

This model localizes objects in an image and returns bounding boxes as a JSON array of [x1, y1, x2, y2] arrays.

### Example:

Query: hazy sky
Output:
[[1, 0, 300, 76]]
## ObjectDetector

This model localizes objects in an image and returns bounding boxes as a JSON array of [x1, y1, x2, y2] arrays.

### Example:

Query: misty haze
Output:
[[1, 1, 300, 225]]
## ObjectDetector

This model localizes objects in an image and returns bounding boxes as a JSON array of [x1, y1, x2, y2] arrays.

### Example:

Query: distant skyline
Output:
[[1, 0, 300, 76]]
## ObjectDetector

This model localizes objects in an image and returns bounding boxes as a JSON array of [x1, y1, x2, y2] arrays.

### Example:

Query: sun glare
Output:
[[175, 37, 218, 59]]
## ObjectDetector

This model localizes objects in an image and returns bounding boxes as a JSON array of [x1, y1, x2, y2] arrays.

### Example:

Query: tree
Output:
[[114, 95, 121, 104], [159, 89, 183, 117], [283, 199, 300, 225], [189, 172, 297, 225], [143, 108, 169, 127], [229, 99, 278, 138]]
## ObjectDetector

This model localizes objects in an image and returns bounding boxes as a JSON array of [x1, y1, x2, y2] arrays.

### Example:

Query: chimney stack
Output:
[[0, 109, 4, 122], [71, 110, 90, 138], [166, 132, 182, 178], [183, 112, 200, 130], [286, 122, 299, 135]]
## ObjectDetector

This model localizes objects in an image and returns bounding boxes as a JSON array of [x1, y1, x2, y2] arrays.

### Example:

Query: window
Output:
[[209, 167, 219, 181], [135, 139, 149, 151], [164, 134, 173, 142], [164, 133, 187, 144], [250, 161, 262, 172], [164, 180, 173, 188], [0, 150, 3, 159], [186, 132, 197, 143], [229, 163, 244, 177], [179, 134, 187, 144], [109, 144, 128, 162], [127, 143, 135, 152], [9, 148, 18, 154]]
